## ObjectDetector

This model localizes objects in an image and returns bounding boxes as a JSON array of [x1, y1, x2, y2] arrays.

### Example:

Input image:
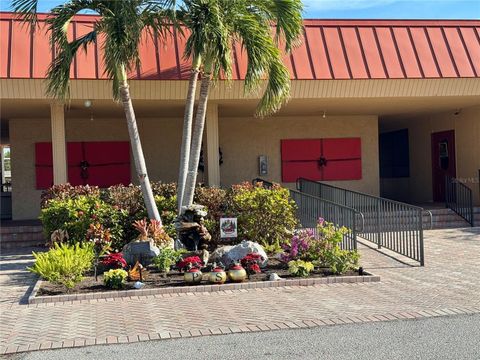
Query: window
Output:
[[379, 129, 410, 178]]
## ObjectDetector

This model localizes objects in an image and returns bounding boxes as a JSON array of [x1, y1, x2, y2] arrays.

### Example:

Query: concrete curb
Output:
[[28, 272, 380, 304]]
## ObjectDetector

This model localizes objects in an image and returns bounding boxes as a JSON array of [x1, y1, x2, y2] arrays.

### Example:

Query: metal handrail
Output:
[[297, 178, 425, 266], [296, 178, 425, 211], [445, 176, 474, 226], [423, 210, 434, 230], [253, 178, 361, 250]]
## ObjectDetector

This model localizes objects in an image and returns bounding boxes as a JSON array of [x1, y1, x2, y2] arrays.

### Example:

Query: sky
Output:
[[0, 0, 479, 19]]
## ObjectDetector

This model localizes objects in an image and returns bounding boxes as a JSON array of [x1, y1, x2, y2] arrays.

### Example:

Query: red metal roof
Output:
[[1, 12, 479, 80]]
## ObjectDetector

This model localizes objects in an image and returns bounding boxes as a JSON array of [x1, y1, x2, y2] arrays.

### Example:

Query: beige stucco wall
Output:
[[380, 104, 480, 205], [10, 118, 51, 220], [10, 113, 380, 219], [219, 115, 380, 195], [10, 116, 184, 220]]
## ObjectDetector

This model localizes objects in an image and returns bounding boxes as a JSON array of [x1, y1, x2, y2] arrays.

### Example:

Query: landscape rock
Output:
[[209, 241, 268, 268], [269, 273, 283, 281], [122, 240, 160, 265]]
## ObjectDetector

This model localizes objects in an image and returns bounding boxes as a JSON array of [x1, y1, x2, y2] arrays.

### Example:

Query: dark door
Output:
[[431, 130, 456, 202]]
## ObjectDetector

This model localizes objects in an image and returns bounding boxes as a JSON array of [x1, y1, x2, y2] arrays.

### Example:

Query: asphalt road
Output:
[[9, 314, 480, 360]]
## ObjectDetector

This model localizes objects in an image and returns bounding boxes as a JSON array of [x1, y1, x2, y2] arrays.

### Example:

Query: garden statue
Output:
[[176, 205, 212, 251], [48, 229, 69, 247]]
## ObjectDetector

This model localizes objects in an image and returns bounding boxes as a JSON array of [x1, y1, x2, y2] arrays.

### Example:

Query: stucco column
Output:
[[50, 102, 68, 184], [205, 103, 220, 187]]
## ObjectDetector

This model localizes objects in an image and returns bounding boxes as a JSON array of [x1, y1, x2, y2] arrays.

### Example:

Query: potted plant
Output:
[[208, 263, 227, 284], [228, 262, 247, 282], [240, 253, 263, 278], [177, 256, 203, 285]]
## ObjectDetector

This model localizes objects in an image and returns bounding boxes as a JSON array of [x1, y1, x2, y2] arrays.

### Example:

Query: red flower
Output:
[[102, 253, 127, 269], [177, 256, 203, 270], [249, 263, 261, 273], [241, 253, 263, 275]]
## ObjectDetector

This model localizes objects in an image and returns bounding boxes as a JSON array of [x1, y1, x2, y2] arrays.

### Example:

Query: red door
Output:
[[431, 130, 456, 202]]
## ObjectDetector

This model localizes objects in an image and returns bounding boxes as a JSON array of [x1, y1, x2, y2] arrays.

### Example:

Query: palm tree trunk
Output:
[[118, 67, 161, 223], [182, 71, 212, 209], [176, 59, 201, 214]]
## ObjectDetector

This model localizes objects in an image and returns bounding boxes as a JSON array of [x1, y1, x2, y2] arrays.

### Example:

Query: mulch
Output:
[[37, 258, 361, 296]]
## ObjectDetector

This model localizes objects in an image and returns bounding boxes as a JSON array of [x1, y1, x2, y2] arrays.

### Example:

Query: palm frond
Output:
[[46, 1, 100, 47], [251, 0, 304, 51], [256, 56, 291, 117], [11, 0, 39, 24], [46, 30, 97, 99]]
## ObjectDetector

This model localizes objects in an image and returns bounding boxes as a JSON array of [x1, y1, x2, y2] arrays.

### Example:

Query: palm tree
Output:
[[12, 0, 177, 223], [177, 0, 303, 210]]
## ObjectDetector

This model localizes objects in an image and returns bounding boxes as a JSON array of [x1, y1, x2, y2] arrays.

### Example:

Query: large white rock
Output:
[[210, 241, 268, 268]]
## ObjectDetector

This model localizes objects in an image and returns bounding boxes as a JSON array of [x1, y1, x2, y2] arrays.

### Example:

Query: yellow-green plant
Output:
[[28, 243, 94, 290], [317, 220, 360, 275], [229, 182, 297, 247], [103, 269, 128, 290], [288, 260, 314, 277]]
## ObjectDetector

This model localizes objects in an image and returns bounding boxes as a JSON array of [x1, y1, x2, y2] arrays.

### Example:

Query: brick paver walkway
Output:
[[1, 228, 479, 354]]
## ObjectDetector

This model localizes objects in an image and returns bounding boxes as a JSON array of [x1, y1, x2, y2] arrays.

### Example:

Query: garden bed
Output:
[[28, 259, 379, 304]]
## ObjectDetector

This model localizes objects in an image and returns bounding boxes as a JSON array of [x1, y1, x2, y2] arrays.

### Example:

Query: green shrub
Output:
[[153, 248, 186, 273], [103, 269, 128, 289], [41, 184, 100, 208], [28, 243, 94, 290], [288, 260, 314, 277], [228, 182, 297, 247], [151, 182, 177, 199], [194, 187, 227, 243], [102, 183, 178, 243], [154, 195, 177, 239], [40, 195, 128, 251], [102, 184, 144, 216]]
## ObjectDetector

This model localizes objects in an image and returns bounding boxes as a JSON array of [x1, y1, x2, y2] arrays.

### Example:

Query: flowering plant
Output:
[[176, 256, 203, 271], [240, 253, 263, 275], [282, 218, 360, 275], [103, 269, 128, 289], [280, 229, 317, 263], [102, 252, 127, 270]]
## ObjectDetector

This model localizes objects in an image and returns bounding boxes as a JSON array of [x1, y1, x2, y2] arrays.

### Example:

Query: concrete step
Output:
[[421, 207, 476, 229], [0, 224, 45, 250]]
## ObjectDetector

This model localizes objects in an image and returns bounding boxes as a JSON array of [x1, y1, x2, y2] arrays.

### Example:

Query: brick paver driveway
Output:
[[1, 228, 479, 354]]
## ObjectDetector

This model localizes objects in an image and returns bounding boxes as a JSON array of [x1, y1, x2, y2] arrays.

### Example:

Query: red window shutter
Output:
[[67, 142, 84, 186], [84, 142, 131, 187], [282, 161, 323, 183], [281, 139, 321, 161], [35, 142, 53, 189], [280, 138, 362, 183], [35, 141, 131, 189], [281, 139, 322, 182], [322, 138, 362, 181]]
